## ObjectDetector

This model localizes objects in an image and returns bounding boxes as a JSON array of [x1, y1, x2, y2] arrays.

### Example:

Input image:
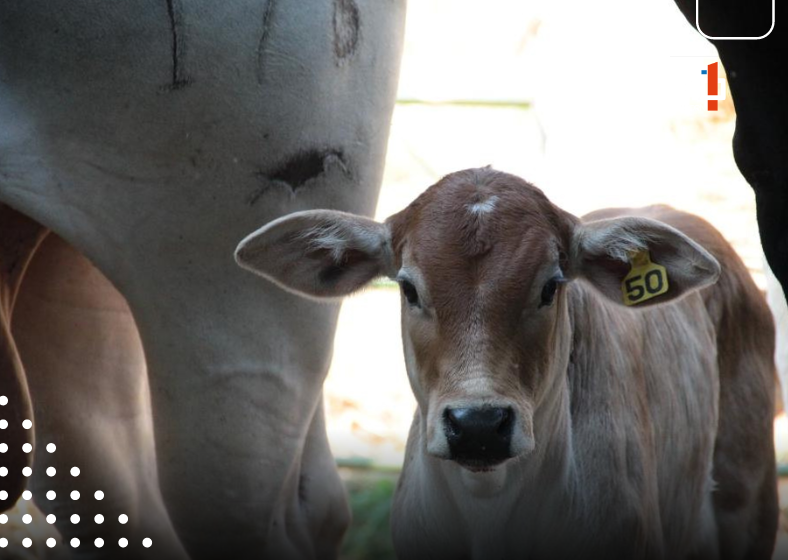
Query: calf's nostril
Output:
[[444, 408, 463, 437], [497, 407, 513, 436]]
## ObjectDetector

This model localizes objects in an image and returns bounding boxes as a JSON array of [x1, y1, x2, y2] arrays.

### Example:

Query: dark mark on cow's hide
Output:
[[83, 160, 145, 184], [256, 0, 277, 84], [246, 149, 349, 206], [164, 0, 192, 90], [333, 0, 360, 63], [271, 149, 348, 188]]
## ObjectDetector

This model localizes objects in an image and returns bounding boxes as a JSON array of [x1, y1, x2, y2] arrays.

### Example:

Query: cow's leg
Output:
[[300, 398, 351, 559], [0, 204, 48, 512], [125, 269, 348, 559], [11, 234, 188, 559]]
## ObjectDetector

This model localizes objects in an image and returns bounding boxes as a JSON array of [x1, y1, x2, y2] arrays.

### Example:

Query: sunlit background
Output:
[[4, 1, 787, 558]]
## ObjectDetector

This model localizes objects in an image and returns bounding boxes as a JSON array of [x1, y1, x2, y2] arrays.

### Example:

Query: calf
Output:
[[236, 167, 777, 559]]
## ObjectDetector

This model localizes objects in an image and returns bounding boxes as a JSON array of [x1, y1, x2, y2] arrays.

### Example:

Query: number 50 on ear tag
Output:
[[621, 251, 669, 306]]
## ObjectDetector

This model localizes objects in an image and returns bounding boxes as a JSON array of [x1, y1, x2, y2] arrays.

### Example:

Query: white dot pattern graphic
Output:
[[0, 396, 154, 550]]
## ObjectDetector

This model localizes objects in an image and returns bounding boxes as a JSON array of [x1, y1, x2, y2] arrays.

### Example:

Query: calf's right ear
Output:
[[234, 210, 395, 299]]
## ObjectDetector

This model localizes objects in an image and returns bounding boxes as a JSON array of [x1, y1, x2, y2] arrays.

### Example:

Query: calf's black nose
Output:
[[443, 406, 514, 468]]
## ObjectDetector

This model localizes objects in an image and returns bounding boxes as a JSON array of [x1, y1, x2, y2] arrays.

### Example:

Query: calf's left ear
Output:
[[235, 210, 394, 299], [569, 216, 721, 307]]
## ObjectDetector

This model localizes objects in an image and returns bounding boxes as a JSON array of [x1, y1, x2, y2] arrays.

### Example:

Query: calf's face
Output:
[[387, 175, 574, 470], [235, 168, 720, 471]]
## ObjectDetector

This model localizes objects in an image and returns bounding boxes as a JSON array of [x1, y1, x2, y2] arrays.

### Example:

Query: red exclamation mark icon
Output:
[[707, 62, 718, 111]]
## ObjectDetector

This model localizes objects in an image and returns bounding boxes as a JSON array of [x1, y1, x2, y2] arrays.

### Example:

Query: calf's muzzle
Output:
[[443, 406, 514, 469]]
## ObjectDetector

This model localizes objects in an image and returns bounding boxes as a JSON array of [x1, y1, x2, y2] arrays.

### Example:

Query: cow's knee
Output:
[[123, 262, 344, 559]]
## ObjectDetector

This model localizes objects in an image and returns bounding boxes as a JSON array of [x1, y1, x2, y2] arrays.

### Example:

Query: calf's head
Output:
[[235, 168, 719, 471]]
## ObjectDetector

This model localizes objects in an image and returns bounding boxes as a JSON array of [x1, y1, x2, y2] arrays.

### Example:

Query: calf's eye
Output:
[[539, 277, 562, 308], [401, 280, 420, 307]]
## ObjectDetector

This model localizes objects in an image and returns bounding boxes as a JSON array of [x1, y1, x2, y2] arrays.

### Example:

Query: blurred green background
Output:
[[339, 467, 398, 560]]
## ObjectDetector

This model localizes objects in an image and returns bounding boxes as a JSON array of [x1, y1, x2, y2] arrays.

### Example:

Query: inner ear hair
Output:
[[573, 221, 657, 265], [297, 220, 386, 262]]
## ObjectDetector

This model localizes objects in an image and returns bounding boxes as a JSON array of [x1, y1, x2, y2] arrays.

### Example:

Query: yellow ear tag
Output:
[[621, 250, 669, 306]]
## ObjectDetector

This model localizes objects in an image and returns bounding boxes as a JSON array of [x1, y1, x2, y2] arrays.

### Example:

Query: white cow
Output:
[[237, 167, 777, 559], [0, 1, 405, 558]]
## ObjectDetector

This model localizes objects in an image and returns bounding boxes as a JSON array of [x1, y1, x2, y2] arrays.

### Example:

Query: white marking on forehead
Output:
[[467, 195, 499, 216]]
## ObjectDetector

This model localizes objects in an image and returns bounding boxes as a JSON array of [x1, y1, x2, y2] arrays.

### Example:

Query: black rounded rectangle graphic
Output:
[[696, 0, 774, 39]]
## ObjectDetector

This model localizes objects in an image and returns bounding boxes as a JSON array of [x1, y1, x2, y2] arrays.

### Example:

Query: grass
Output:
[[395, 98, 532, 109], [339, 467, 399, 560], [370, 278, 399, 290]]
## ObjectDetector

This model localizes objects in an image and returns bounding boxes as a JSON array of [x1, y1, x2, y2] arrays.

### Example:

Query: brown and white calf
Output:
[[235, 167, 777, 559]]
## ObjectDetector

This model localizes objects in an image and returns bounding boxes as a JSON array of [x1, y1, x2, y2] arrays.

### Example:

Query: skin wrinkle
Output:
[[256, 0, 276, 84]]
